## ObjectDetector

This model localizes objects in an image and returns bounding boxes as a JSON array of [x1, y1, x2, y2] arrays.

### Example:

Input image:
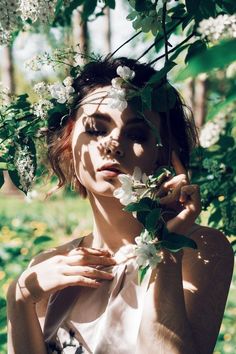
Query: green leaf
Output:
[[105, 0, 116, 9], [124, 198, 153, 212], [0, 333, 7, 344], [148, 61, 176, 85], [145, 208, 160, 231], [82, 0, 97, 20], [185, 40, 207, 64], [138, 265, 149, 284], [176, 39, 236, 81], [207, 92, 236, 120], [33, 235, 53, 245], [160, 230, 198, 251], [135, 0, 149, 12], [185, 0, 201, 14], [199, 1, 216, 18]]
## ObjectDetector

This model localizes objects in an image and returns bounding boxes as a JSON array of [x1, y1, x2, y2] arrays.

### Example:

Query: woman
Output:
[[7, 57, 234, 354]]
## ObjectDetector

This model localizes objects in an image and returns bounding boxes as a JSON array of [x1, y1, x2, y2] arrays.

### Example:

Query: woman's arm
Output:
[[7, 280, 47, 354], [7, 244, 116, 354], [183, 226, 234, 354], [137, 250, 199, 354]]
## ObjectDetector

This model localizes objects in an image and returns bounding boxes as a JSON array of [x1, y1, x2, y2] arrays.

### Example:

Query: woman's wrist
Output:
[[12, 271, 39, 305]]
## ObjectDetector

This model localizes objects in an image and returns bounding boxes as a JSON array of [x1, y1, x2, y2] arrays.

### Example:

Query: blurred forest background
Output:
[[0, 1, 235, 353]]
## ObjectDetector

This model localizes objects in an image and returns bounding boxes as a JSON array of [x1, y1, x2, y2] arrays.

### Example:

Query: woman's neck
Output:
[[88, 192, 143, 253]]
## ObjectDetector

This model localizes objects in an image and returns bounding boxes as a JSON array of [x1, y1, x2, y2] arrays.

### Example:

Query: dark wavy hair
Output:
[[46, 56, 198, 197]]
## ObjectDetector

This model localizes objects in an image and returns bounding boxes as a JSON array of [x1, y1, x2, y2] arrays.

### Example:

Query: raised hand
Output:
[[16, 246, 116, 304], [159, 151, 201, 235]]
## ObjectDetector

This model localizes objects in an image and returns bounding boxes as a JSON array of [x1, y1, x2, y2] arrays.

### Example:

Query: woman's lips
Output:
[[98, 165, 122, 177], [99, 169, 120, 177]]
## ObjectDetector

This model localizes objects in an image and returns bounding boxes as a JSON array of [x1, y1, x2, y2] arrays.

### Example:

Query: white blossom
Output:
[[111, 77, 123, 90], [113, 166, 147, 205], [199, 113, 226, 148], [135, 230, 163, 269], [33, 99, 53, 119], [226, 62, 236, 78], [116, 65, 135, 80], [14, 145, 35, 193], [63, 76, 74, 87], [108, 87, 128, 112], [19, 0, 57, 24], [25, 55, 43, 71], [113, 174, 137, 205], [198, 14, 236, 43], [49, 82, 75, 104], [33, 82, 49, 98]]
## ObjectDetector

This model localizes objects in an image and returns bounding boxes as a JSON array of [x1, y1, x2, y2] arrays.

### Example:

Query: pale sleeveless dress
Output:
[[44, 225, 201, 354]]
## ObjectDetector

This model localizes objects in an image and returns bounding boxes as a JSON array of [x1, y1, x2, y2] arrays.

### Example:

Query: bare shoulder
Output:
[[182, 225, 234, 354], [188, 224, 233, 256]]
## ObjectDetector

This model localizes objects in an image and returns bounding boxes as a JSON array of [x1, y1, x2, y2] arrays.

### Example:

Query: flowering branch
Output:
[[114, 167, 197, 283]]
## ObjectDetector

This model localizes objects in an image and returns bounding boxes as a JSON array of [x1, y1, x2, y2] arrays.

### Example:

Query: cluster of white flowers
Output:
[[108, 65, 135, 112], [32, 77, 74, 118], [14, 145, 35, 193], [25, 53, 52, 71], [198, 14, 236, 43], [49, 77, 75, 104], [0, 0, 20, 45], [19, 0, 57, 24], [199, 113, 226, 148], [135, 230, 163, 269], [113, 166, 147, 205], [0, 83, 10, 105], [34, 99, 53, 119]]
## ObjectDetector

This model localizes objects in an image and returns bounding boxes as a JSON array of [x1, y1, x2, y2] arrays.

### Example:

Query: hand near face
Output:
[[16, 247, 116, 305], [159, 151, 201, 235]]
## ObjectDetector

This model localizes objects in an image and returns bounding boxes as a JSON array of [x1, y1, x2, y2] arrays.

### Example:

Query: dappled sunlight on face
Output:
[[71, 86, 161, 198]]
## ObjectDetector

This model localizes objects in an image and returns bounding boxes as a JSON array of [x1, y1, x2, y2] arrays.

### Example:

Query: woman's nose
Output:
[[105, 138, 125, 158]]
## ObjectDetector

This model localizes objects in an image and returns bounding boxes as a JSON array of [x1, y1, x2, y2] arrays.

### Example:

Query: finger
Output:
[[66, 254, 117, 267], [65, 275, 102, 288], [159, 178, 188, 205], [63, 265, 114, 280], [68, 247, 113, 257], [179, 184, 200, 201]]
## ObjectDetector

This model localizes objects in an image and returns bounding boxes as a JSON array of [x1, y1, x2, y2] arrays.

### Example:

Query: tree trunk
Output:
[[0, 46, 24, 198], [72, 7, 89, 64], [103, 6, 112, 53], [193, 74, 208, 128]]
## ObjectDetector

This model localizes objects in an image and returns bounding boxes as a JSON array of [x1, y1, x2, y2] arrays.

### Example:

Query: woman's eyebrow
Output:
[[88, 113, 148, 126]]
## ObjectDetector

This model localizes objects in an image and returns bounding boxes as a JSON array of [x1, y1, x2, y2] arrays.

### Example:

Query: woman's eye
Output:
[[127, 131, 148, 143], [86, 129, 107, 137]]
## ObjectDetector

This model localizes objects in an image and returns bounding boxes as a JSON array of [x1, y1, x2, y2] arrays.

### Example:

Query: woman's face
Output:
[[71, 86, 161, 198]]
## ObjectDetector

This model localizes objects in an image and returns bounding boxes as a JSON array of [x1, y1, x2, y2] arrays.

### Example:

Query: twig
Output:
[[149, 33, 194, 65], [136, 18, 184, 61], [107, 30, 142, 59]]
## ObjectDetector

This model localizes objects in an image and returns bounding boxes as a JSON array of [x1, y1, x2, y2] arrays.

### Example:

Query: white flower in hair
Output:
[[116, 65, 135, 80], [108, 87, 128, 112]]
